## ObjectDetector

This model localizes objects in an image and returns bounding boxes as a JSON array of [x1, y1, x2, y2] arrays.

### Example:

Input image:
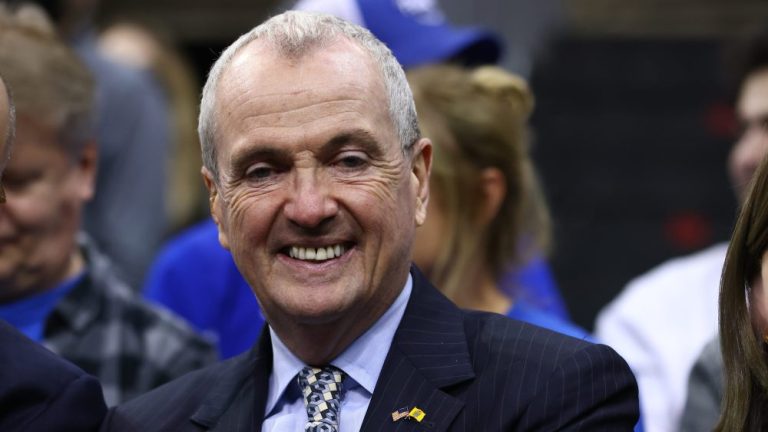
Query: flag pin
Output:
[[408, 407, 426, 422], [391, 407, 410, 422]]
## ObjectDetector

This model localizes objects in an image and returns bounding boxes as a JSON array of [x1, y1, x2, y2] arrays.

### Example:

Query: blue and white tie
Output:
[[297, 365, 346, 432]]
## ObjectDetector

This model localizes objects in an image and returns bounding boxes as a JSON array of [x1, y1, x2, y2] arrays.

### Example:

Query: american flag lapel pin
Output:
[[391, 406, 410, 422]]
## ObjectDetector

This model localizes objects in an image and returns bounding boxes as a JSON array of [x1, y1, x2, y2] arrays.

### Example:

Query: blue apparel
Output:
[[499, 256, 569, 320], [144, 218, 567, 359], [143, 219, 263, 359], [506, 300, 593, 342], [0, 273, 85, 342]]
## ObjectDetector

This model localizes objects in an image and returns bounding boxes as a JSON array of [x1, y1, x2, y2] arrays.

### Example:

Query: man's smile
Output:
[[286, 244, 350, 262]]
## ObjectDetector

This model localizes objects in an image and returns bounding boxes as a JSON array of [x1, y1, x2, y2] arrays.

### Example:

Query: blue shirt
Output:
[[499, 257, 569, 319], [262, 275, 412, 432], [143, 219, 263, 358], [0, 272, 85, 341], [506, 300, 594, 342]]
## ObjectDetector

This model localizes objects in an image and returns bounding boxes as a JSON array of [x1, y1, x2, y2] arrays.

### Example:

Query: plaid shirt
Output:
[[42, 235, 218, 406]]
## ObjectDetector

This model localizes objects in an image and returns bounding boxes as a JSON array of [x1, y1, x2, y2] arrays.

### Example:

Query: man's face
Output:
[[206, 38, 430, 330], [729, 68, 768, 201], [0, 116, 95, 300]]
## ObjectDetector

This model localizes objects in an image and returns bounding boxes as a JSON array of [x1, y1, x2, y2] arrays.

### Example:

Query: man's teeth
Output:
[[289, 245, 346, 261]]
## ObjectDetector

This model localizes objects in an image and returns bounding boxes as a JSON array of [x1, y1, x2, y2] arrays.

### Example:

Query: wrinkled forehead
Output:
[[217, 37, 386, 107]]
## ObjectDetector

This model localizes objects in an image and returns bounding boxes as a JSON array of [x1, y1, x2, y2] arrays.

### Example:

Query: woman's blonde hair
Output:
[[408, 64, 551, 300]]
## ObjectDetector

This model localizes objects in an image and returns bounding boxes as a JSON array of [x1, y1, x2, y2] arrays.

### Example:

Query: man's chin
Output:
[[270, 296, 354, 327], [0, 276, 31, 303]]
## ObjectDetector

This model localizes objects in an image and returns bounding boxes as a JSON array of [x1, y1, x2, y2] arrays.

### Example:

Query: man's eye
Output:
[[335, 154, 367, 169], [245, 165, 274, 180]]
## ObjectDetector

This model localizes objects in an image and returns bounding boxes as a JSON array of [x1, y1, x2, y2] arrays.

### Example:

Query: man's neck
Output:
[[268, 274, 409, 366]]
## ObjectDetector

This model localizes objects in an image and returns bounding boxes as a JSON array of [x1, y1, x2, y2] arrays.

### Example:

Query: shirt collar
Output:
[[265, 273, 413, 416], [47, 235, 105, 334]]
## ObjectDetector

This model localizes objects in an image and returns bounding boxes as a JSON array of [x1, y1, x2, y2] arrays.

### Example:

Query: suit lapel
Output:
[[190, 328, 273, 432], [187, 267, 472, 432], [361, 267, 475, 432]]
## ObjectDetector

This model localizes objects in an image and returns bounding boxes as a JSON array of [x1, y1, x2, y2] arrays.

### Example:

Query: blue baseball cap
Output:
[[292, 0, 502, 68]]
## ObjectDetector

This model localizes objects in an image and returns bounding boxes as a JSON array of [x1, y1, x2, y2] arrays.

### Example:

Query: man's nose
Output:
[[283, 170, 339, 229]]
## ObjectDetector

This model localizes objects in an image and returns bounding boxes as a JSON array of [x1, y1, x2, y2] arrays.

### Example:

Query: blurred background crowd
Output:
[[88, 0, 762, 330]]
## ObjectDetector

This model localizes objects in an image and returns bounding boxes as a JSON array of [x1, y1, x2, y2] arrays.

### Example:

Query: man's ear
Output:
[[202, 166, 230, 250], [75, 140, 98, 201], [477, 167, 506, 227], [411, 138, 432, 226]]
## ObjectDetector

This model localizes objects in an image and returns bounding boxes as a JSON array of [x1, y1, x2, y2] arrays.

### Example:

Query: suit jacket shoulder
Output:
[[360, 268, 639, 431], [100, 335, 269, 432], [469, 312, 639, 430], [0, 320, 107, 432]]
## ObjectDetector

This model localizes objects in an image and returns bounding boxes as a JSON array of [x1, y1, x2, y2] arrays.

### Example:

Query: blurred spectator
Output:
[[293, 0, 500, 68], [679, 27, 768, 432], [144, 0, 569, 360], [407, 64, 589, 339], [99, 21, 208, 232], [14, 0, 172, 288], [679, 338, 722, 431], [0, 4, 215, 406], [713, 152, 768, 431], [440, 0, 564, 78], [596, 25, 768, 432], [143, 218, 258, 359], [0, 66, 107, 432]]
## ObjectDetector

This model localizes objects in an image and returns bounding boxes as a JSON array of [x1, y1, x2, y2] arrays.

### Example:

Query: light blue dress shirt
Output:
[[262, 275, 413, 431]]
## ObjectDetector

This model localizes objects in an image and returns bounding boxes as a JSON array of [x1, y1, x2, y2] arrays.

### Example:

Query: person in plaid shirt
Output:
[[0, 4, 217, 406]]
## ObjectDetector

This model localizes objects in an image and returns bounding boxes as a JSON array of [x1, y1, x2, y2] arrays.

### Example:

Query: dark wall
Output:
[[530, 38, 737, 329]]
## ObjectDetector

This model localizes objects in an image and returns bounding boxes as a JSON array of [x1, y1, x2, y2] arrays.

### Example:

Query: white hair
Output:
[[198, 11, 420, 181]]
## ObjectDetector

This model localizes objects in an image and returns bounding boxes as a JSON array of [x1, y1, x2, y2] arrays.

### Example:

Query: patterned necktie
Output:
[[297, 365, 346, 432]]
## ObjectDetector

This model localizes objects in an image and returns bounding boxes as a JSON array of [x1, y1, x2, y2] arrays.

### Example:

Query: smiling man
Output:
[[103, 11, 639, 432]]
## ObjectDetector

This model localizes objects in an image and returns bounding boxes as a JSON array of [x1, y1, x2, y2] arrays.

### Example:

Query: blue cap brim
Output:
[[394, 26, 502, 68], [359, 0, 502, 68]]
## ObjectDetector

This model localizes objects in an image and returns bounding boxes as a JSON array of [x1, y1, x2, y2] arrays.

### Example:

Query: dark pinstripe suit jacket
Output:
[[101, 267, 639, 431], [0, 320, 107, 432]]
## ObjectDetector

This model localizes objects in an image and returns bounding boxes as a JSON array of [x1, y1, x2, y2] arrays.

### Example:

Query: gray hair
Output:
[[198, 11, 420, 181], [0, 4, 94, 158]]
